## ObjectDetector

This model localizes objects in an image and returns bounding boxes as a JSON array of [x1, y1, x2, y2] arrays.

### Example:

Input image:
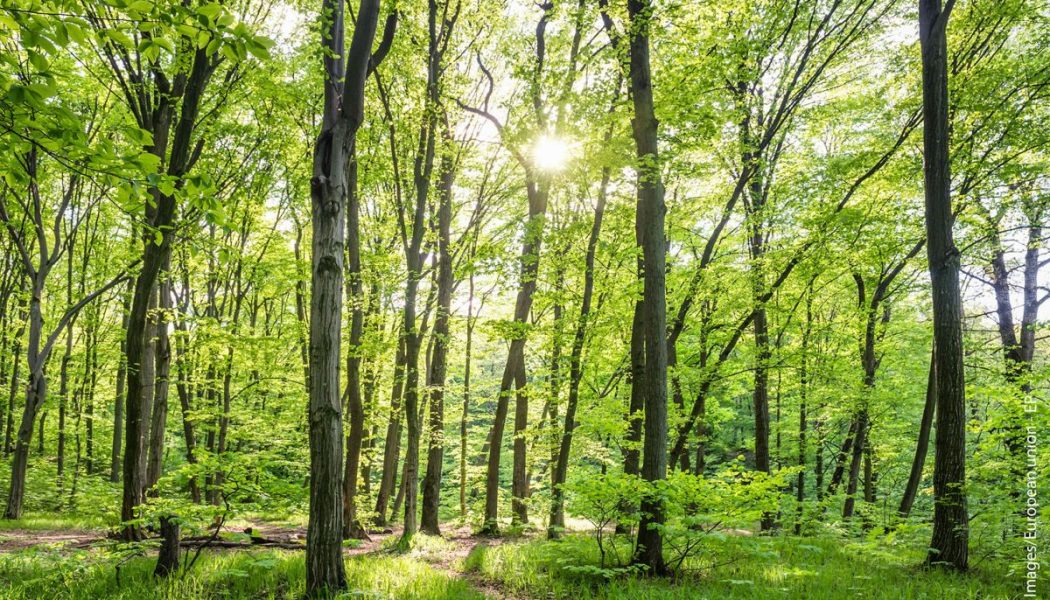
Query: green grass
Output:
[[0, 547, 485, 599], [464, 533, 1018, 599], [0, 512, 111, 531]]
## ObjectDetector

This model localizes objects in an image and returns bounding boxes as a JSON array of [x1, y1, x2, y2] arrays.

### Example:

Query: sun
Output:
[[531, 135, 573, 173]]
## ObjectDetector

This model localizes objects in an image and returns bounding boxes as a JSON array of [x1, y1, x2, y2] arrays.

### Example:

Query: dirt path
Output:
[[418, 527, 516, 600], [0, 528, 104, 553]]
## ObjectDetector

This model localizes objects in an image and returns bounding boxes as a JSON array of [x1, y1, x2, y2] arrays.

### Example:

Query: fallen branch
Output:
[[180, 539, 305, 550]]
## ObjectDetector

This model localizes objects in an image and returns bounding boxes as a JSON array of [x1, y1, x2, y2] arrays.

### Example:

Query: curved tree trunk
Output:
[[899, 347, 936, 518]]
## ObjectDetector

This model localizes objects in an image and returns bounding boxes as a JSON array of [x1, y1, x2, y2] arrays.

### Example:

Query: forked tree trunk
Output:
[[305, 0, 381, 589]]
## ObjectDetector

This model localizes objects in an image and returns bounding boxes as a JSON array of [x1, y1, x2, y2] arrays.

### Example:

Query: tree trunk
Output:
[[795, 289, 812, 534], [459, 273, 476, 519], [899, 347, 936, 518], [5, 272, 48, 519], [374, 337, 406, 525], [628, 0, 668, 575], [624, 300, 645, 480], [827, 417, 858, 496], [305, 0, 381, 589], [56, 313, 73, 486], [153, 516, 181, 577], [5, 333, 21, 458], [510, 358, 529, 526], [111, 278, 132, 482], [421, 138, 455, 536], [549, 152, 610, 538], [146, 262, 173, 492], [84, 319, 98, 474], [5, 370, 45, 519], [342, 145, 367, 539], [480, 177, 549, 534], [138, 287, 158, 491], [842, 410, 868, 519], [919, 0, 968, 571]]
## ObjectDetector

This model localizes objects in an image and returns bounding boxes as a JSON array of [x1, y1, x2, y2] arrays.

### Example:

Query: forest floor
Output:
[[0, 516, 523, 599], [0, 515, 1024, 599]]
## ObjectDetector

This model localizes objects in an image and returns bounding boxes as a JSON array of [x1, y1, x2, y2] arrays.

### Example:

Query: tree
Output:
[[306, 0, 383, 592], [918, 0, 968, 572], [626, 0, 668, 575], [1, 149, 132, 519]]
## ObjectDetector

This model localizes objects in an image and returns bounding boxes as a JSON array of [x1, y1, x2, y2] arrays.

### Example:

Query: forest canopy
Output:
[[0, 0, 1047, 598]]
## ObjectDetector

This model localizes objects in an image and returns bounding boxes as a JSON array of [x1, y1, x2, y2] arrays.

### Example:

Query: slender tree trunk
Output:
[[342, 145, 367, 539], [549, 153, 610, 537], [84, 320, 98, 474], [391, 455, 408, 519], [863, 442, 875, 504], [900, 347, 936, 518], [293, 219, 311, 391], [400, 280, 423, 540], [5, 274, 47, 519], [827, 417, 858, 496], [111, 278, 131, 482], [510, 358, 529, 525], [919, 0, 968, 571], [624, 300, 645, 480], [459, 274, 476, 519], [628, 0, 668, 574], [795, 290, 812, 534], [138, 287, 159, 491], [56, 316, 73, 486], [304, 0, 381, 589], [815, 408, 825, 501], [174, 322, 202, 504], [146, 266, 172, 492], [5, 313, 24, 457], [842, 410, 869, 519], [742, 94, 775, 531], [398, 10, 442, 540], [421, 137, 455, 536], [481, 176, 549, 533], [375, 337, 405, 526]]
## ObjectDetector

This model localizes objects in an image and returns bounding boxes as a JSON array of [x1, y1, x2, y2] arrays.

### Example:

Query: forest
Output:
[[0, 0, 1047, 598]]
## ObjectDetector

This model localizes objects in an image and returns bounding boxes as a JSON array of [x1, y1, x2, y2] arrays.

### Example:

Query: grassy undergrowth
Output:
[[464, 533, 1018, 599], [0, 512, 111, 531], [0, 547, 484, 599]]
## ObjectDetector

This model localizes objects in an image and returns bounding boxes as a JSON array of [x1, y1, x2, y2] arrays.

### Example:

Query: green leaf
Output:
[[198, 3, 223, 20], [105, 28, 134, 48], [0, 13, 18, 31]]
